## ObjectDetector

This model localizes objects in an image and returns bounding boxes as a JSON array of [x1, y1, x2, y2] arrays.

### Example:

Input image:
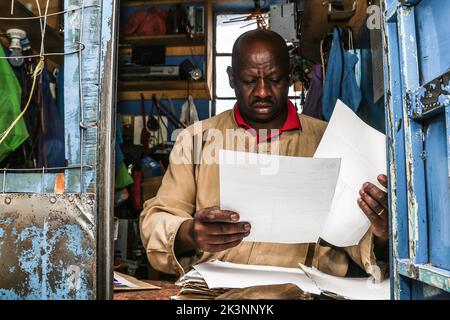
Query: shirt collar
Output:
[[233, 100, 302, 142]]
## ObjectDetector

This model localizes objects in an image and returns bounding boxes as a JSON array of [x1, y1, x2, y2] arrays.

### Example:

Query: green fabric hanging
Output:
[[0, 46, 29, 161], [115, 161, 134, 189]]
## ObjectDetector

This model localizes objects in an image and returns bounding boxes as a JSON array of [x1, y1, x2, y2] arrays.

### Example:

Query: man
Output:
[[140, 30, 389, 279]]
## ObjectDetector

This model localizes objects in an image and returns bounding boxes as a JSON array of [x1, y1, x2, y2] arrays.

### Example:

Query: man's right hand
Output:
[[175, 206, 251, 256]]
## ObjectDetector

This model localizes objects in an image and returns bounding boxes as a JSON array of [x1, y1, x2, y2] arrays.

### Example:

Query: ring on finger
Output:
[[377, 209, 385, 216]]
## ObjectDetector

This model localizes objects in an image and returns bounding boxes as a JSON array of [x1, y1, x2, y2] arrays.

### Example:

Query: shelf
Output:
[[119, 80, 206, 90], [118, 0, 214, 102], [118, 80, 211, 100], [0, 1, 63, 65], [120, 34, 205, 47], [121, 0, 205, 6]]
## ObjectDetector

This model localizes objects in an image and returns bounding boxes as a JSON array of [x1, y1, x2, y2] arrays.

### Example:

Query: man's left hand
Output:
[[357, 174, 389, 242]]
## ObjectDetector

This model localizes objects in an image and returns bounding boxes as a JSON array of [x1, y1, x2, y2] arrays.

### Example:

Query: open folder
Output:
[[219, 100, 386, 247], [176, 261, 389, 300]]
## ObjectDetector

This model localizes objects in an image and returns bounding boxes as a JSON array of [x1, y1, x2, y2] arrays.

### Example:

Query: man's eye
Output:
[[269, 78, 281, 83], [242, 80, 256, 84]]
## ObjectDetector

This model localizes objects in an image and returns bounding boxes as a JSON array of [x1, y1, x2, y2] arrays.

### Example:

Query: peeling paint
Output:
[[438, 94, 450, 106], [0, 194, 96, 300]]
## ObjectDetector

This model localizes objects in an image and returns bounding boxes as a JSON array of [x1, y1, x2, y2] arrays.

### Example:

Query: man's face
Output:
[[227, 40, 290, 128]]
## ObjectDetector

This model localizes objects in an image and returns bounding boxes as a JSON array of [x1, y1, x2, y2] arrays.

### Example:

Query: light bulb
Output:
[[9, 48, 24, 67]]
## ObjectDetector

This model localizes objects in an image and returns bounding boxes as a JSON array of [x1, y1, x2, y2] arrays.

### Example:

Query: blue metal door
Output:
[[0, 0, 118, 300], [383, 0, 450, 299]]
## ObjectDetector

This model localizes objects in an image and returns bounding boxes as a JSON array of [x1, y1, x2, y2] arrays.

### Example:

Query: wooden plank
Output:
[[166, 45, 204, 56], [205, 0, 213, 100], [0, 1, 63, 65], [18, 0, 62, 31], [119, 45, 204, 57], [119, 89, 210, 100], [121, 0, 204, 7], [119, 80, 207, 91], [121, 34, 205, 46]]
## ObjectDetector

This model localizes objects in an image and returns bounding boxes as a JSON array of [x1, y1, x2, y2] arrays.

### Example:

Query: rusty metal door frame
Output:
[[383, 0, 450, 299], [0, 0, 119, 300]]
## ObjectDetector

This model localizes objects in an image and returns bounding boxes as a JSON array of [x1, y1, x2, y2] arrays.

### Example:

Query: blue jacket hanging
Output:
[[322, 27, 362, 121], [38, 66, 65, 169]]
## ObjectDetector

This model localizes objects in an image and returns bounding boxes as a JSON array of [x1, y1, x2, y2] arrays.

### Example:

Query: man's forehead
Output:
[[235, 45, 288, 71]]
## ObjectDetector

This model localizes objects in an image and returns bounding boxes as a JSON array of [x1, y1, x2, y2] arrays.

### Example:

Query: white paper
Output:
[[113, 272, 140, 289], [193, 260, 321, 295], [219, 150, 341, 244], [299, 264, 390, 300], [314, 100, 387, 247]]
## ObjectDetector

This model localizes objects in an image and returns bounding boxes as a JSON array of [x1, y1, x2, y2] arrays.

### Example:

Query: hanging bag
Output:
[[0, 46, 29, 162]]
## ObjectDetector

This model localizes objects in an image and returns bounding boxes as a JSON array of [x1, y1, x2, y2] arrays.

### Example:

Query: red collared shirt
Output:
[[233, 100, 302, 143]]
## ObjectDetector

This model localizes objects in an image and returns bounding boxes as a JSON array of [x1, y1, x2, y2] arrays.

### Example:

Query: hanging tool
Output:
[[323, 0, 356, 21]]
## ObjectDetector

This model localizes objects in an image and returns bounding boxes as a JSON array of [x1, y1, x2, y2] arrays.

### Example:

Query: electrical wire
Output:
[[0, 4, 99, 20], [0, 58, 44, 144]]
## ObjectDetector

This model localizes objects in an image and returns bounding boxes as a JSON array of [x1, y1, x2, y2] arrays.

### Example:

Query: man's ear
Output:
[[227, 66, 235, 89]]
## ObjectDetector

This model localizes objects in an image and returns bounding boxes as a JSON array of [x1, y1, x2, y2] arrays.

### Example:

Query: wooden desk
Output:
[[114, 280, 179, 300]]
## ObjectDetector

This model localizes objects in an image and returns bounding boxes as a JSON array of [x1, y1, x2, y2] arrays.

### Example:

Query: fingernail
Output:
[[208, 212, 215, 219], [231, 214, 239, 221], [358, 198, 363, 204], [244, 223, 251, 231], [363, 182, 370, 188]]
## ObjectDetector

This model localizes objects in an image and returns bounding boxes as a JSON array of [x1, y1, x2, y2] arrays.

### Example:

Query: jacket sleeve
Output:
[[313, 229, 389, 281], [139, 128, 202, 275]]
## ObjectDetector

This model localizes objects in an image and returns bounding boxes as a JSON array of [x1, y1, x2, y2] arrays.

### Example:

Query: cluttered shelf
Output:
[[0, 1, 63, 65], [119, 79, 207, 91], [121, 34, 205, 47], [118, 80, 212, 100]]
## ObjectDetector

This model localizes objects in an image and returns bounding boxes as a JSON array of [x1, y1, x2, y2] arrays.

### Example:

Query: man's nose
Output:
[[254, 79, 272, 98]]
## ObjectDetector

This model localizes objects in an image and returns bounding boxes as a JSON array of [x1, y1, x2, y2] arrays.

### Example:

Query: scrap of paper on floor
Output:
[[193, 260, 321, 295], [314, 100, 387, 247], [219, 149, 340, 244]]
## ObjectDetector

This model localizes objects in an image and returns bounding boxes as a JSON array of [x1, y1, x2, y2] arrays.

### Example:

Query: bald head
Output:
[[231, 29, 290, 71], [226, 29, 291, 130]]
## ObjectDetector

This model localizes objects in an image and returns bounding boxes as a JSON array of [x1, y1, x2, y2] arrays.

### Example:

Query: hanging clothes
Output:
[[302, 64, 324, 120], [114, 117, 134, 189], [322, 27, 362, 121], [0, 46, 29, 162], [38, 65, 65, 168]]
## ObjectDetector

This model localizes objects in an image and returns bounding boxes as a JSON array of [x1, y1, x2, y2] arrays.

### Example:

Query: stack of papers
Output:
[[175, 261, 390, 300], [175, 269, 227, 299]]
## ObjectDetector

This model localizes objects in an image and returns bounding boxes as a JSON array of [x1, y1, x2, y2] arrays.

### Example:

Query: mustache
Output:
[[252, 98, 274, 105]]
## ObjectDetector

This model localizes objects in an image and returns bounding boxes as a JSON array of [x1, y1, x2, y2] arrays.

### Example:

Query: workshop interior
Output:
[[0, 0, 449, 300]]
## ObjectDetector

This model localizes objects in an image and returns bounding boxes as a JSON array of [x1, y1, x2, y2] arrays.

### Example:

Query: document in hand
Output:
[[219, 150, 341, 244], [219, 100, 386, 247], [180, 261, 390, 300], [314, 100, 387, 247]]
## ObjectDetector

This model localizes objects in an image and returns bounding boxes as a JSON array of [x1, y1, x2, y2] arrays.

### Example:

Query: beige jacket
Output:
[[140, 110, 386, 278]]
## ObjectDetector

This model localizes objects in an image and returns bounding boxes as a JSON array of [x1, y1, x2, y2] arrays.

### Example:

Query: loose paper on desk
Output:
[[193, 260, 321, 296], [219, 150, 340, 244], [314, 100, 387, 247]]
